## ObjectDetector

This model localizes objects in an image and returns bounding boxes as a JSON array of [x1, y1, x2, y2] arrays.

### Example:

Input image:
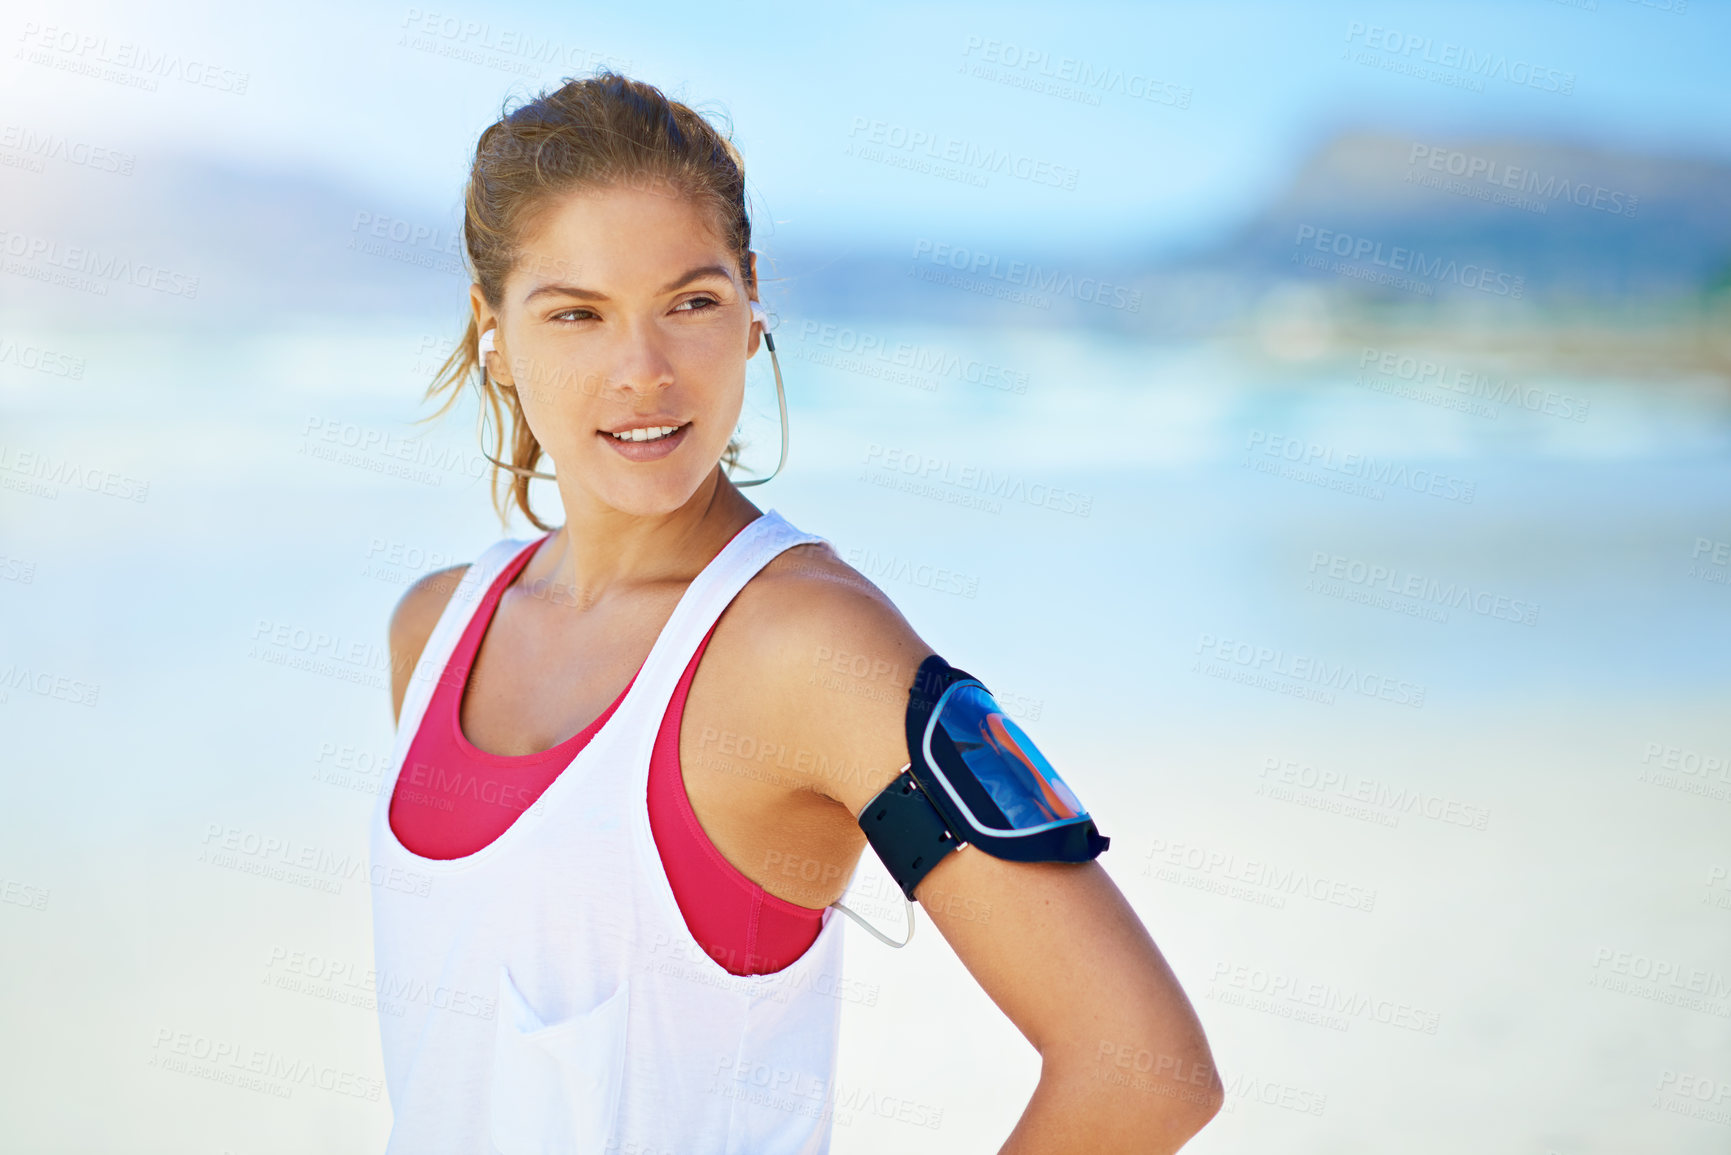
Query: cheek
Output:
[[510, 342, 601, 420], [672, 333, 749, 406]]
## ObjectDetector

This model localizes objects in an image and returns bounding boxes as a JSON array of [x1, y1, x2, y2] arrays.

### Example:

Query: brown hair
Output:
[[424, 71, 752, 531]]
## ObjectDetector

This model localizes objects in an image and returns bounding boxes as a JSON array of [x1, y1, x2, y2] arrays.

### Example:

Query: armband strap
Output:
[[858, 767, 963, 901], [857, 654, 1109, 905]]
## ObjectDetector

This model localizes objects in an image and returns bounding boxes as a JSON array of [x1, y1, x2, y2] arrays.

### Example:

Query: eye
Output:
[[672, 295, 720, 313], [550, 307, 598, 323]]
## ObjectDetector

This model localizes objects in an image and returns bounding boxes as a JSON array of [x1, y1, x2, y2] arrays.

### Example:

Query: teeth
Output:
[[609, 425, 681, 442]]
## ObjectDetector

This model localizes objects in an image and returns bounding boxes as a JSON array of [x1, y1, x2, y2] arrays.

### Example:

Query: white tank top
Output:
[[369, 509, 850, 1155]]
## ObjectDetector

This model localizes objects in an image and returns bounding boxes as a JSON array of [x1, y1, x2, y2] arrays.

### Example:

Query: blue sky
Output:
[[6, 0, 1727, 253]]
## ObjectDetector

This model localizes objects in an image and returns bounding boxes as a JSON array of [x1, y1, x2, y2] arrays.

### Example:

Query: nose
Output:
[[601, 318, 677, 399]]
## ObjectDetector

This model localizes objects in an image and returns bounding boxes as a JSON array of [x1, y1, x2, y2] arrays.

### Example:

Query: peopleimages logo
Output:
[[17, 22, 251, 95], [861, 442, 1093, 517], [791, 320, 1029, 394], [0, 124, 135, 175], [847, 117, 1079, 190], [910, 239, 1141, 312], [1258, 756, 1492, 832], [396, 8, 627, 77], [1245, 430, 1477, 504], [1193, 630, 1427, 709], [1293, 225, 1524, 299], [1406, 144, 1638, 219], [1358, 346, 1589, 422], [0, 443, 149, 502], [1307, 551, 1540, 627], [350, 210, 462, 255], [1343, 22, 1576, 96], [1143, 836, 1379, 912], [1691, 537, 1730, 588], [1206, 960, 1442, 1034], [958, 36, 1193, 109], [0, 337, 86, 379], [0, 228, 200, 299]]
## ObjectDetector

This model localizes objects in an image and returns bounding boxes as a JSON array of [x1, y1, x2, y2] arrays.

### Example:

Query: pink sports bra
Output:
[[387, 533, 826, 976]]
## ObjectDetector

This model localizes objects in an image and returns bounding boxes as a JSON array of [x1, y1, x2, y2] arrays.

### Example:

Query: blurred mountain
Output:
[[770, 132, 1731, 338], [0, 150, 468, 327], [1199, 131, 1731, 302], [1150, 132, 1731, 375], [4, 132, 1729, 363]]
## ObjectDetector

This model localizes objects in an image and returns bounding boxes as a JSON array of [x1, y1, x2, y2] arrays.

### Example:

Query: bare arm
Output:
[[748, 553, 1222, 1152], [386, 564, 469, 725], [918, 856, 1222, 1153]]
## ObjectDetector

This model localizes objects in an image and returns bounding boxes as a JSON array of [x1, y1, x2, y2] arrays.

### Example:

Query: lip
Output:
[[602, 417, 688, 435], [598, 420, 691, 463]]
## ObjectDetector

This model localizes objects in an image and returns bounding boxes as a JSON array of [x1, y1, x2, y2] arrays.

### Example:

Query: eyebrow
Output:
[[522, 264, 735, 304]]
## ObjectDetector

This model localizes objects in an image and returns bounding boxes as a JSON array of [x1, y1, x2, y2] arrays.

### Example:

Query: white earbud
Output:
[[478, 327, 496, 357], [749, 301, 767, 328]]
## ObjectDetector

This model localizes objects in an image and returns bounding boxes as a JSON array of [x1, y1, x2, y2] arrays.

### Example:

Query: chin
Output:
[[591, 466, 713, 517]]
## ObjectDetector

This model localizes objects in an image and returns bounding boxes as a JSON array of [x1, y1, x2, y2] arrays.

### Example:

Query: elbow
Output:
[[1144, 1057, 1223, 1153], [1176, 1040, 1226, 1145], [1202, 1072, 1225, 1124], [1082, 1037, 1224, 1153], [1173, 1064, 1225, 1146]]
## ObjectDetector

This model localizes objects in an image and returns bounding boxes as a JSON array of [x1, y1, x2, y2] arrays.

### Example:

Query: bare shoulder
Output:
[[718, 540, 937, 812], [387, 564, 470, 724], [707, 545, 1224, 1139], [748, 541, 930, 665]]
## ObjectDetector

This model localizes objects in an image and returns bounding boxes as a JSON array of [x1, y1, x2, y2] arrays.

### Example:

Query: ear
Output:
[[745, 251, 764, 358], [469, 283, 513, 386]]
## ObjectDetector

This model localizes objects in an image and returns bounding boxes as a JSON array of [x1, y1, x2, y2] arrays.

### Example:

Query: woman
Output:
[[371, 71, 1220, 1155]]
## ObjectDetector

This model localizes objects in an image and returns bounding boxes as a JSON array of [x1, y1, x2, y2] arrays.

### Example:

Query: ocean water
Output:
[[1, 317, 1728, 1153]]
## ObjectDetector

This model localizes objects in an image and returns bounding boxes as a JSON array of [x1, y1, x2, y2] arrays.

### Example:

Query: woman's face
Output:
[[474, 183, 759, 517]]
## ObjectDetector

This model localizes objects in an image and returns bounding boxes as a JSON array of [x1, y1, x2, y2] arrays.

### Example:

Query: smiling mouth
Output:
[[605, 423, 689, 443]]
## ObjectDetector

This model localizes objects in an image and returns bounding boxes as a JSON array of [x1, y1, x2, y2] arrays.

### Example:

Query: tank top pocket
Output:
[[489, 965, 631, 1155]]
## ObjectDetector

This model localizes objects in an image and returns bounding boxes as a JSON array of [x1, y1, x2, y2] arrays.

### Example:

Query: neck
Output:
[[527, 468, 762, 611]]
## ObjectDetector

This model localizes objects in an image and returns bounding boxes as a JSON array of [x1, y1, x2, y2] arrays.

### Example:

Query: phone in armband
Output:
[[855, 654, 1110, 903]]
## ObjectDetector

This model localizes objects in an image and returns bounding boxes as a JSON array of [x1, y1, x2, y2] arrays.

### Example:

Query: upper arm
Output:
[[749, 548, 1221, 1142], [386, 564, 469, 725], [916, 857, 1221, 1146], [735, 544, 935, 816]]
